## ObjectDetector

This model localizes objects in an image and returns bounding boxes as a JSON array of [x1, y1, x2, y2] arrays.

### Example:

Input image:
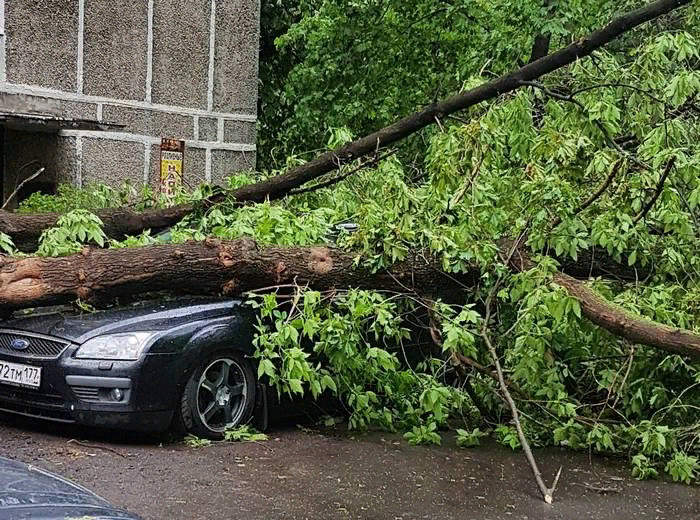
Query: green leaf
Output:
[[288, 378, 304, 395], [571, 300, 582, 319], [258, 359, 276, 378], [322, 375, 337, 393]]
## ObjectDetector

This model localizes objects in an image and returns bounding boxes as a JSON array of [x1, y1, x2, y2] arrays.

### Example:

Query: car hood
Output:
[[0, 298, 244, 344], [0, 456, 139, 519]]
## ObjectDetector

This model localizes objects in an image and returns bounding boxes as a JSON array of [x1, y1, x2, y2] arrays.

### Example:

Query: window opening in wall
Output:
[[0, 126, 4, 203]]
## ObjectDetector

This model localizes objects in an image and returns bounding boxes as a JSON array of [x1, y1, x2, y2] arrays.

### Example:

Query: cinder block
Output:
[[5, 0, 78, 91], [103, 105, 194, 140], [83, 0, 148, 100], [211, 149, 255, 186], [224, 120, 256, 144], [198, 117, 218, 141], [58, 100, 99, 120], [184, 147, 208, 188], [151, 0, 210, 109], [213, 0, 260, 114], [55, 137, 81, 185], [81, 138, 146, 188]]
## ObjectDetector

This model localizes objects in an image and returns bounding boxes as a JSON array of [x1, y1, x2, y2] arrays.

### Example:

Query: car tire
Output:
[[179, 350, 256, 440]]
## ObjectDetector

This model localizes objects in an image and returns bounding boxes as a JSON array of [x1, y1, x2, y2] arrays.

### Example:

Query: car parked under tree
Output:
[[0, 298, 266, 439]]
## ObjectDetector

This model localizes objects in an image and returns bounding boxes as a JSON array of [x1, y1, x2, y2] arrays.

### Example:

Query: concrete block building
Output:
[[0, 0, 260, 205]]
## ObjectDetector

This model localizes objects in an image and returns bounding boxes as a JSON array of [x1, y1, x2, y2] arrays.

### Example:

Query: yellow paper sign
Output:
[[160, 139, 185, 196]]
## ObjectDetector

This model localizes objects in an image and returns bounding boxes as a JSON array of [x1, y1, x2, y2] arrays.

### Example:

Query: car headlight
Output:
[[75, 333, 156, 360]]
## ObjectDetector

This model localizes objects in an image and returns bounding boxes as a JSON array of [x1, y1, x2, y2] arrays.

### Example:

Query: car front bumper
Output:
[[0, 344, 182, 433]]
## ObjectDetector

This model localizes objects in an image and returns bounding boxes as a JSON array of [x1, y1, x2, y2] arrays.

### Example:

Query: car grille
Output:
[[0, 385, 72, 422], [71, 386, 100, 402], [0, 332, 69, 359]]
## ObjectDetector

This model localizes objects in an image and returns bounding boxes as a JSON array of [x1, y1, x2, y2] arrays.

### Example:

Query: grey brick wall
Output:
[[0, 0, 260, 202]]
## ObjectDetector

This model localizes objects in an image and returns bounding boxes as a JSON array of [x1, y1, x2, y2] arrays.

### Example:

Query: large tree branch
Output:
[[0, 239, 479, 312], [506, 246, 700, 359], [2, 237, 700, 360], [232, 0, 690, 203], [0, 204, 195, 253], [0, 0, 689, 251]]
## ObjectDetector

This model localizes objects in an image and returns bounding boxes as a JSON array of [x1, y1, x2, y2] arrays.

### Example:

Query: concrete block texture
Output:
[[103, 105, 194, 140], [213, 0, 260, 114], [184, 147, 207, 188], [3, 130, 78, 202], [198, 117, 218, 141], [211, 149, 255, 186], [83, 0, 148, 100], [5, 0, 79, 91], [151, 0, 210, 109], [224, 120, 256, 143], [81, 138, 145, 188]]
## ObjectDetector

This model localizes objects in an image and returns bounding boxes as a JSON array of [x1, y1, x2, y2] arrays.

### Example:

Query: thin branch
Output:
[[288, 150, 397, 196], [633, 156, 677, 225], [481, 282, 561, 503], [449, 151, 486, 209], [570, 82, 666, 105], [482, 233, 562, 503], [2, 168, 46, 210], [550, 160, 623, 229]]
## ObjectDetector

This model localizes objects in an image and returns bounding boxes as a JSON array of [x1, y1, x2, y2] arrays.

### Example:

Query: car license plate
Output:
[[0, 361, 41, 389]]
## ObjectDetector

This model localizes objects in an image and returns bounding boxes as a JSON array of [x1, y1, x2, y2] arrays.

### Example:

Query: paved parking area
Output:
[[0, 415, 697, 519]]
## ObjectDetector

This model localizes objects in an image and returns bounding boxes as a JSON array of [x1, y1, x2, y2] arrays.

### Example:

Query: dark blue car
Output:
[[0, 456, 140, 519], [0, 298, 265, 440]]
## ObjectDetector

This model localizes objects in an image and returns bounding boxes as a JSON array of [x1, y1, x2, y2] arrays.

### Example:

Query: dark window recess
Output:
[[0, 126, 4, 200], [17, 180, 56, 203]]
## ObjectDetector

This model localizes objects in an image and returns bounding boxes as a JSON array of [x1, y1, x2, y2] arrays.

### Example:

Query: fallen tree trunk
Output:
[[0, 205, 195, 253], [1, 238, 700, 360], [0, 0, 689, 251], [0, 239, 479, 311]]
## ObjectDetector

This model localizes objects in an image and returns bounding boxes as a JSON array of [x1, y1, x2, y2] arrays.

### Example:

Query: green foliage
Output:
[[665, 452, 699, 484], [249, 288, 476, 434], [10, 1, 700, 484], [631, 454, 658, 480], [223, 425, 269, 442], [495, 426, 522, 451], [0, 233, 15, 255], [257, 0, 646, 168], [456, 427, 488, 448], [184, 434, 212, 448], [37, 210, 107, 257], [18, 183, 133, 213], [404, 422, 442, 446]]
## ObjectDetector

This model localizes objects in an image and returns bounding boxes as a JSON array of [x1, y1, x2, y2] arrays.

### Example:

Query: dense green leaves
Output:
[[10, 0, 700, 483]]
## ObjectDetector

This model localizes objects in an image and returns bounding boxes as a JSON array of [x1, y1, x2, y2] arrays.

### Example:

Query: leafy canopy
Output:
[[11, 1, 700, 483]]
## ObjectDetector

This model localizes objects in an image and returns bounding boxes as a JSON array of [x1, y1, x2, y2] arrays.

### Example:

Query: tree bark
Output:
[[0, 205, 194, 252], [1, 238, 700, 360], [553, 272, 700, 359], [506, 247, 700, 360], [0, 239, 479, 311], [0, 0, 689, 251]]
